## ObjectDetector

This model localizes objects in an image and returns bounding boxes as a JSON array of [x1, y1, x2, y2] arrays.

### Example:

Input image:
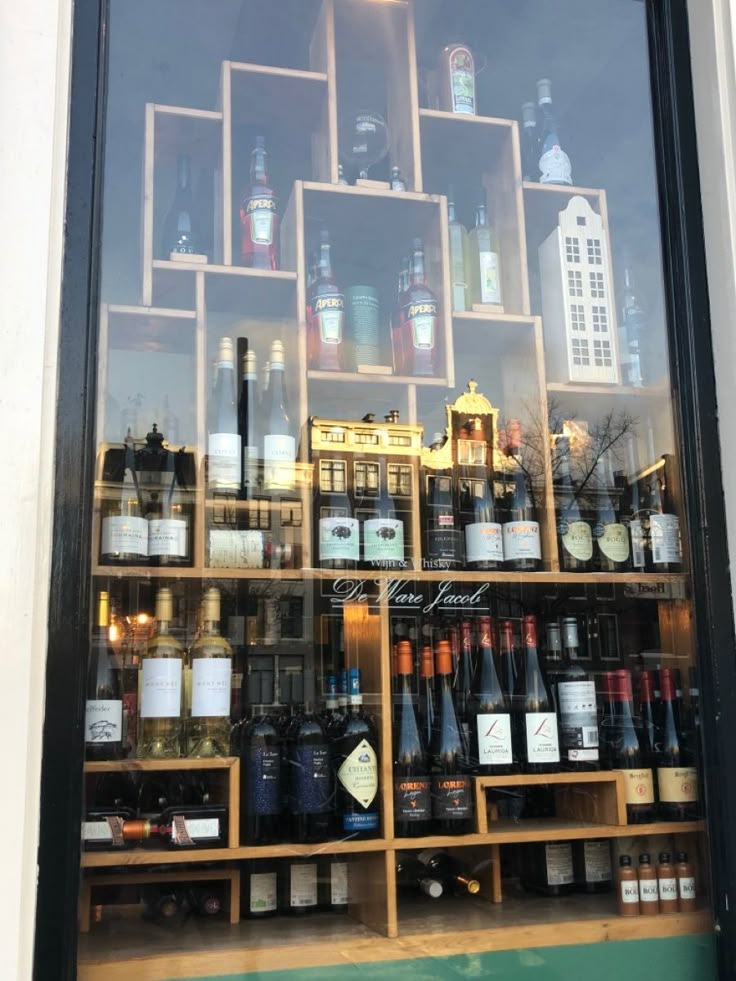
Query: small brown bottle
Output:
[[675, 851, 697, 911], [618, 855, 640, 916], [638, 853, 660, 914], [657, 852, 679, 913]]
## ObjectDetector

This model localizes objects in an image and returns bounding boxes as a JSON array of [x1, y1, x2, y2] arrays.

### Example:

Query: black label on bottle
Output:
[[431, 775, 472, 820], [393, 776, 431, 821]]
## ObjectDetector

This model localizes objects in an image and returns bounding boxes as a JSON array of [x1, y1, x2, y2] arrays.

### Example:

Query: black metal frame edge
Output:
[[32, 1, 108, 979], [647, 0, 736, 977]]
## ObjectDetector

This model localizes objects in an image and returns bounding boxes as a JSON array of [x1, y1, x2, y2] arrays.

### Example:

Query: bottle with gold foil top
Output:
[[187, 588, 233, 758], [656, 668, 699, 821], [438, 43, 476, 114], [138, 588, 185, 758]]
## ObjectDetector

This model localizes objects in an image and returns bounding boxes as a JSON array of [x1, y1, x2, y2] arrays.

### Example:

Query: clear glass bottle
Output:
[[138, 588, 185, 758], [187, 587, 233, 758]]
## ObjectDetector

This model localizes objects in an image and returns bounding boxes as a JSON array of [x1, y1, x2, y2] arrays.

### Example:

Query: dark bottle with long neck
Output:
[[400, 238, 439, 378], [335, 668, 380, 838], [502, 420, 542, 570], [418, 644, 436, 749], [430, 641, 474, 835], [521, 102, 537, 182], [240, 135, 278, 269], [240, 708, 282, 844], [262, 340, 296, 494], [556, 617, 599, 771], [464, 434, 503, 571], [288, 670, 333, 842], [161, 154, 198, 259], [591, 454, 630, 572], [598, 671, 616, 769], [238, 349, 259, 500], [656, 669, 699, 821], [469, 616, 513, 774], [610, 670, 655, 824], [637, 670, 657, 762], [393, 642, 432, 838], [554, 436, 592, 572], [512, 615, 560, 774], [536, 78, 572, 185], [424, 473, 462, 570], [499, 620, 518, 701], [307, 229, 344, 371], [453, 620, 475, 762], [85, 591, 124, 761]]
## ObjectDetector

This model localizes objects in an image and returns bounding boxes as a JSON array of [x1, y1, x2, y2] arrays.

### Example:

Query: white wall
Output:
[[0, 0, 72, 977]]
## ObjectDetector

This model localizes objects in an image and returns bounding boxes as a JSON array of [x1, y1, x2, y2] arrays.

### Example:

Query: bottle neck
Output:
[[319, 241, 333, 280], [410, 249, 426, 286], [476, 205, 488, 228], [251, 146, 268, 185]]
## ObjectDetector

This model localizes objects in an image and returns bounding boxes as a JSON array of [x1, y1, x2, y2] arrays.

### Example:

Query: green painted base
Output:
[[171, 934, 716, 981]]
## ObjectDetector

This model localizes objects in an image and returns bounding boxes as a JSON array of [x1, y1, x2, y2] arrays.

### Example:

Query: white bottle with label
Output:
[[262, 339, 296, 493], [138, 588, 184, 759], [208, 337, 241, 493], [187, 587, 233, 758]]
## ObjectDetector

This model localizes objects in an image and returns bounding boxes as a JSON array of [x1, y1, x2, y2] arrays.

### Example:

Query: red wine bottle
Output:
[[430, 641, 474, 835], [556, 617, 599, 770], [573, 840, 612, 894], [656, 668, 699, 820], [454, 620, 475, 764], [499, 620, 518, 699], [522, 841, 575, 896], [637, 670, 657, 761], [281, 859, 319, 915], [393, 641, 432, 837], [610, 670, 655, 823], [468, 615, 513, 774], [396, 853, 443, 899], [502, 421, 542, 570], [416, 849, 481, 896], [512, 616, 560, 774]]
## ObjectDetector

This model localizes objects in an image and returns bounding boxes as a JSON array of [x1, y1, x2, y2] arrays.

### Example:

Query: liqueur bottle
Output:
[[468, 615, 513, 774], [317, 458, 359, 570], [239, 710, 282, 844], [393, 641, 432, 838], [502, 420, 542, 570], [396, 853, 443, 899], [85, 591, 124, 761], [287, 670, 333, 843], [511, 615, 560, 774], [424, 472, 462, 570], [438, 42, 476, 114], [208, 337, 241, 496], [240, 135, 278, 269], [361, 457, 406, 570], [536, 78, 572, 185], [655, 668, 699, 820], [430, 640, 474, 835], [262, 340, 296, 493], [138, 588, 184, 759], [238, 349, 259, 500], [556, 617, 599, 770], [334, 668, 380, 838], [307, 229, 345, 371], [609, 670, 655, 823], [447, 189, 469, 311], [521, 102, 537, 182], [161, 154, 198, 259], [554, 436, 592, 572], [591, 454, 630, 572], [100, 431, 148, 565], [467, 199, 503, 308], [187, 588, 233, 758], [242, 859, 278, 919], [399, 238, 439, 378]]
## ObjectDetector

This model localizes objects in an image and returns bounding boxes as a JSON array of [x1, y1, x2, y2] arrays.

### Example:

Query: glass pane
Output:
[[79, 0, 709, 975]]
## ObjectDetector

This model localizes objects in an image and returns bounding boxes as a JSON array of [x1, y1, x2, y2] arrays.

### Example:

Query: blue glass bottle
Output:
[[334, 668, 380, 838], [288, 670, 333, 843], [239, 709, 282, 844]]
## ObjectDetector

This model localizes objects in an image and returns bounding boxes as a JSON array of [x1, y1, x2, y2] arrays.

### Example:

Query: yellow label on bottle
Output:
[[562, 520, 593, 561], [657, 766, 698, 802], [337, 738, 378, 807], [616, 768, 655, 805], [598, 523, 630, 562]]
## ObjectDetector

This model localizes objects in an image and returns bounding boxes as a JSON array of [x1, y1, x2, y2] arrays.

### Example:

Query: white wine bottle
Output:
[[100, 431, 148, 565], [85, 591, 123, 760], [447, 187, 469, 312], [467, 199, 502, 308], [138, 588, 184, 758], [262, 339, 296, 492], [208, 337, 241, 494], [187, 587, 233, 758]]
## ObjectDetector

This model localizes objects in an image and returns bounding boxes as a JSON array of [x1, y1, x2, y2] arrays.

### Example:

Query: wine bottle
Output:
[[430, 640, 474, 835], [396, 853, 443, 899], [281, 860, 319, 915], [138, 589, 184, 759], [417, 849, 481, 896], [522, 841, 575, 896], [82, 770, 137, 850], [307, 229, 345, 371], [242, 860, 278, 919], [189, 885, 224, 917], [625, 437, 647, 570], [591, 454, 630, 572], [113, 803, 228, 849], [556, 617, 599, 770], [424, 472, 462, 570], [262, 340, 296, 493], [536, 78, 572, 185], [320, 856, 349, 912], [240, 135, 278, 269], [160, 154, 198, 259], [454, 620, 475, 759], [468, 615, 513, 774], [609, 670, 655, 823], [544, 622, 563, 708], [521, 102, 537, 182], [447, 188, 469, 312], [361, 455, 406, 570], [317, 454, 359, 570], [85, 591, 124, 761], [637, 670, 657, 762], [187, 588, 233, 758], [208, 337, 241, 495], [512, 616, 559, 773], [335, 668, 380, 838], [393, 641, 432, 838], [464, 454, 503, 571], [142, 886, 191, 926], [288, 669, 333, 843], [646, 458, 682, 572], [554, 436, 592, 572], [240, 710, 282, 844], [655, 668, 699, 821], [100, 432, 148, 565], [238, 349, 259, 500], [499, 620, 517, 700], [418, 643, 436, 748], [467, 198, 503, 307], [399, 238, 439, 378], [502, 420, 542, 570], [144, 425, 189, 567], [390, 165, 407, 191], [573, 840, 612, 894]]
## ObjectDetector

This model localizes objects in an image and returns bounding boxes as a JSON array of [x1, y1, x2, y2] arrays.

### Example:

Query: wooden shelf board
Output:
[[523, 180, 603, 199], [547, 381, 670, 399], [92, 566, 305, 580], [301, 179, 442, 205], [453, 311, 538, 325], [308, 370, 449, 386], [230, 61, 328, 85], [84, 757, 237, 774], [476, 771, 619, 788], [419, 108, 514, 131], [151, 261, 297, 314], [152, 105, 222, 122], [152, 260, 296, 280], [106, 304, 196, 320]]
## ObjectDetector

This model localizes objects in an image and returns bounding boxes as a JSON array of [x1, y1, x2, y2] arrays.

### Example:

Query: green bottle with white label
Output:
[[468, 199, 503, 308]]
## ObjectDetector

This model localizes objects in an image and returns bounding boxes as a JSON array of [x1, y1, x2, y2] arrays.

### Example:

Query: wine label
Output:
[[242, 196, 276, 245], [209, 529, 264, 569], [448, 45, 475, 113], [465, 522, 504, 563], [431, 774, 472, 820], [657, 766, 699, 803], [290, 863, 318, 908], [476, 713, 513, 766], [191, 658, 232, 718], [630, 518, 646, 568], [650, 513, 682, 564], [502, 521, 541, 561], [524, 712, 560, 764], [319, 515, 359, 561], [595, 522, 630, 563], [479, 251, 502, 304], [82, 816, 125, 847], [545, 843, 574, 885], [250, 871, 277, 914], [338, 738, 378, 808], [659, 876, 678, 902], [330, 861, 348, 906], [620, 878, 640, 905], [313, 292, 344, 344], [343, 810, 379, 832], [404, 300, 437, 350], [363, 518, 405, 564], [148, 518, 188, 558], [208, 433, 241, 488], [393, 776, 431, 822], [539, 145, 572, 185], [85, 699, 122, 746], [246, 747, 281, 815], [557, 680, 599, 762], [558, 519, 593, 561], [263, 434, 296, 491], [140, 659, 182, 719], [640, 879, 659, 905], [294, 745, 332, 814], [678, 876, 696, 901], [583, 841, 612, 883], [170, 816, 220, 844], [616, 768, 655, 805], [101, 515, 148, 558]]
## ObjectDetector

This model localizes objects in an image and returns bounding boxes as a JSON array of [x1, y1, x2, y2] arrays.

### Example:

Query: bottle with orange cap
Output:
[[430, 639, 474, 834], [393, 640, 432, 838]]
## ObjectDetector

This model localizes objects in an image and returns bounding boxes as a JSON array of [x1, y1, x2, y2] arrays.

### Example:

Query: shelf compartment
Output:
[[151, 261, 297, 314]]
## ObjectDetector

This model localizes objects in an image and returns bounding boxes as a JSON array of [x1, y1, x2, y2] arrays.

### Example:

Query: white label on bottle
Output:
[[465, 522, 504, 563], [363, 518, 405, 564], [208, 530, 264, 569], [557, 680, 599, 761], [85, 700, 123, 744], [449, 48, 475, 113], [640, 879, 659, 905], [539, 145, 572, 185], [250, 872, 277, 913], [82, 820, 114, 842], [630, 519, 646, 567], [319, 516, 359, 561], [502, 521, 542, 561], [251, 208, 274, 245], [263, 434, 296, 490], [621, 879, 640, 904], [598, 523, 630, 563], [208, 432, 241, 488], [411, 314, 435, 350], [525, 712, 560, 763], [101, 515, 148, 557], [479, 251, 502, 304], [650, 513, 682, 564], [337, 738, 378, 807], [659, 876, 678, 902], [476, 713, 513, 765], [170, 817, 220, 843], [657, 766, 699, 803], [330, 862, 349, 906], [678, 876, 696, 901], [290, 864, 318, 908], [583, 841, 611, 883], [545, 842, 574, 885], [191, 658, 232, 718], [140, 659, 182, 718], [148, 518, 188, 558], [560, 520, 593, 561]]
